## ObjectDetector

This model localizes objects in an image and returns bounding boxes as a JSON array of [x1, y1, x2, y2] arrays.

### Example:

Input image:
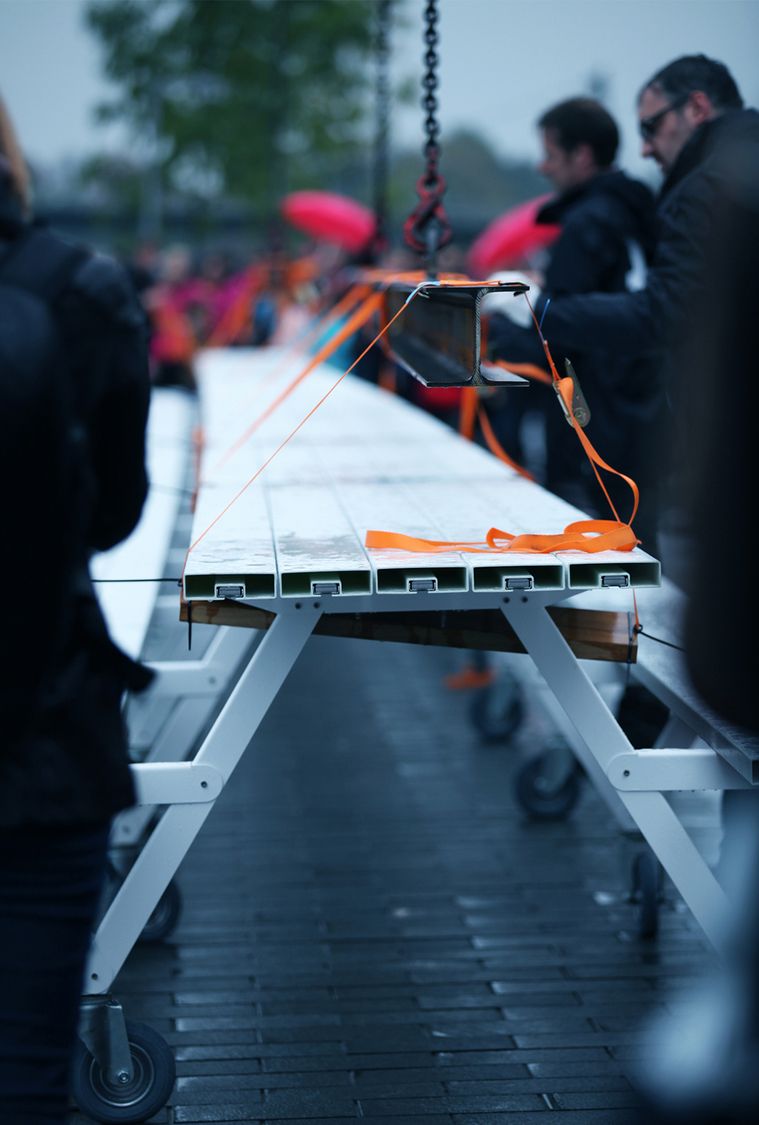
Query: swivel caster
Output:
[[469, 677, 525, 744], [514, 750, 582, 820], [72, 1019, 175, 1123], [631, 849, 660, 939], [138, 879, 182, 944]]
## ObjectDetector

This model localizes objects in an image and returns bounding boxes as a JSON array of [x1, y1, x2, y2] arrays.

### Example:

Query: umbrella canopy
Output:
[[468, 195, 560, 277], [281, 191, 376, 253]]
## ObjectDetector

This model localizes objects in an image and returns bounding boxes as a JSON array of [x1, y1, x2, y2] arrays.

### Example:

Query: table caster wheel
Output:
[[138, 879, 182, 944], [469, 679, 525, 743], [72, 1020, 175, 1123], [631, 850, 660, 939], [514, 752, 581, 820]]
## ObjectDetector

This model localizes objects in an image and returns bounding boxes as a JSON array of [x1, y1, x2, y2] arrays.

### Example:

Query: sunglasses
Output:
[[639, 93, 689, 141]]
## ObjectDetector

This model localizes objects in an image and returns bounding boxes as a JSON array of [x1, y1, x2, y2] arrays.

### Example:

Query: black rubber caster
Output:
[[138, 879, 182, 944], [514, 752, 582, 820], [72, 1020, 175, 1123], [469, 679, 525, 744], [631, 850, 660, 939]]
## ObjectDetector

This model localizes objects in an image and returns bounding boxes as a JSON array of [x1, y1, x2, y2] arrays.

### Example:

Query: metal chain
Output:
[[372, 0, 392, 255], [421, 0, 441, 190], [403, 0, 452, 271]]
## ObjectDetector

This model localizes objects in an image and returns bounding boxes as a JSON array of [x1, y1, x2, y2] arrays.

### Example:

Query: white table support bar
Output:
[[608, 748, 752, 792], [502, 598, 730, 953], [85, 606, 320, 994], [131, 761, 224, 805]]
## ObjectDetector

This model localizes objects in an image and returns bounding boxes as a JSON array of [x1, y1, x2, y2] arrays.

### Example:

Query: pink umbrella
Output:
[[281, 191, 376, 253], [468, 195, 560, 277]]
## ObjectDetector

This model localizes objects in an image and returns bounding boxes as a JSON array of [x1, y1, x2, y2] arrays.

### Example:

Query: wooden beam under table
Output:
[[180, 602, 637, 664]]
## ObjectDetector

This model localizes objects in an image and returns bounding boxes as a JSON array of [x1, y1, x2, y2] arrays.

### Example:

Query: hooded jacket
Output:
[[488, 169, 663, 543]]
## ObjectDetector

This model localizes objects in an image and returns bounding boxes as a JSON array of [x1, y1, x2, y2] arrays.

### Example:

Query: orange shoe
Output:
[[444, 666, 497, 691]]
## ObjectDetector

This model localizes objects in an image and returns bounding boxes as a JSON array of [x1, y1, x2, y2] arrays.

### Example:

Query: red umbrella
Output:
[[281, 191, 376, 253], [468, 195, 560, 277]]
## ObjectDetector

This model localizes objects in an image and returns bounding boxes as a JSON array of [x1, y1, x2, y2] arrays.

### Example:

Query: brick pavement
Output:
[[72, 593, 715, 1124]]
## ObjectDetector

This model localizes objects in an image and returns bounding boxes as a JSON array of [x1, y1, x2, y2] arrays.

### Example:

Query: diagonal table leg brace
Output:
[[502, 600, 729, 952], [85, 607, 320, 993]]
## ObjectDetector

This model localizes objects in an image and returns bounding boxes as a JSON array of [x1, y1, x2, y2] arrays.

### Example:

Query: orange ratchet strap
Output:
[[366, 519, 637, 555], [364, 291, 641, 558]]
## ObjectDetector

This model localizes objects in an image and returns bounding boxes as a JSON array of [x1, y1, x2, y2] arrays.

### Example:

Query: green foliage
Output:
[[86, 0, 376, 208]]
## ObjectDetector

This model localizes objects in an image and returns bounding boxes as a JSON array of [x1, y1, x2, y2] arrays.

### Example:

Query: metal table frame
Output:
[[87, 586, 749, 1003]]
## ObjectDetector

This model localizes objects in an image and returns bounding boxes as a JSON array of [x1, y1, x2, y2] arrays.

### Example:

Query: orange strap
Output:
[[364, 291, 642, 559], [476, 403, 534, 480], [458, 387, 478, 439], [555, 373, 639, 526], [365, 519, 638, 555], [521, 294, 639, 526]]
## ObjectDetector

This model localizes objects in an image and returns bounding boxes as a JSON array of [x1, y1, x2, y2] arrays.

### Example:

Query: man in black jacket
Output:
[[488, 97, 663, 551], [524, 56, 758, 566], [0, 96, 151, 1122]]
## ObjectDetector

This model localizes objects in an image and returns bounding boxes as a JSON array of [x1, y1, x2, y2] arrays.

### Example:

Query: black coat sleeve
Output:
[[539, 175, 717, 357], [65, 254, 151, 552], [488, 193, 644, 367]]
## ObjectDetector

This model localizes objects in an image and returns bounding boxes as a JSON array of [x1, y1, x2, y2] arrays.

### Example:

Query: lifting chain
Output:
[[372, 0, 392, 259], [403, 0, 452, 273]]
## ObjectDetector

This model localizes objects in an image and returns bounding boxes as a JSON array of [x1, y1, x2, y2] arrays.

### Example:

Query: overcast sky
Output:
[[1, 0, 758, 184]]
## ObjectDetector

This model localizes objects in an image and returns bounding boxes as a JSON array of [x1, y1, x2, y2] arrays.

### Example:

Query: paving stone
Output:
[[174, 1105, 265, 1123], [445, 1075, 632, 1096], [261, 1090, 359, 1117], [175, 1043, 344, 1062], [451, 1114, 638, 1125], [358, 1094, 545, 1114], [553, 1089, 642, 1109], [176, 1071, 353, 1096], [352, 1119, 453, 1125], [177, 1059, 264, 1076], [527, 1059, 628, 1078]]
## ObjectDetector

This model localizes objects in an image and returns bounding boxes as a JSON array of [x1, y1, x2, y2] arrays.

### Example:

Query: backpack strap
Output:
[[0, 225, 89, 304]]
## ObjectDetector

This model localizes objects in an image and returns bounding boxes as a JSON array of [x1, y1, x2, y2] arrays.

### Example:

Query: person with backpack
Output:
[[0, 95, 151, 1122]]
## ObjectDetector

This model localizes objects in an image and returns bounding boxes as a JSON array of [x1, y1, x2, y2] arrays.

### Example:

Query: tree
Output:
[[86, 0, 377, 216]]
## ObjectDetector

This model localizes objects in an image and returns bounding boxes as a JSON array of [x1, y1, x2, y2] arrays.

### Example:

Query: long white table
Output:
[[76, 346, 755, 1122]]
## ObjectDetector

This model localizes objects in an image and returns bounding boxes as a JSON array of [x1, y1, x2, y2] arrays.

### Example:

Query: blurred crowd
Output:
[[124, 240, 326, 389]]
